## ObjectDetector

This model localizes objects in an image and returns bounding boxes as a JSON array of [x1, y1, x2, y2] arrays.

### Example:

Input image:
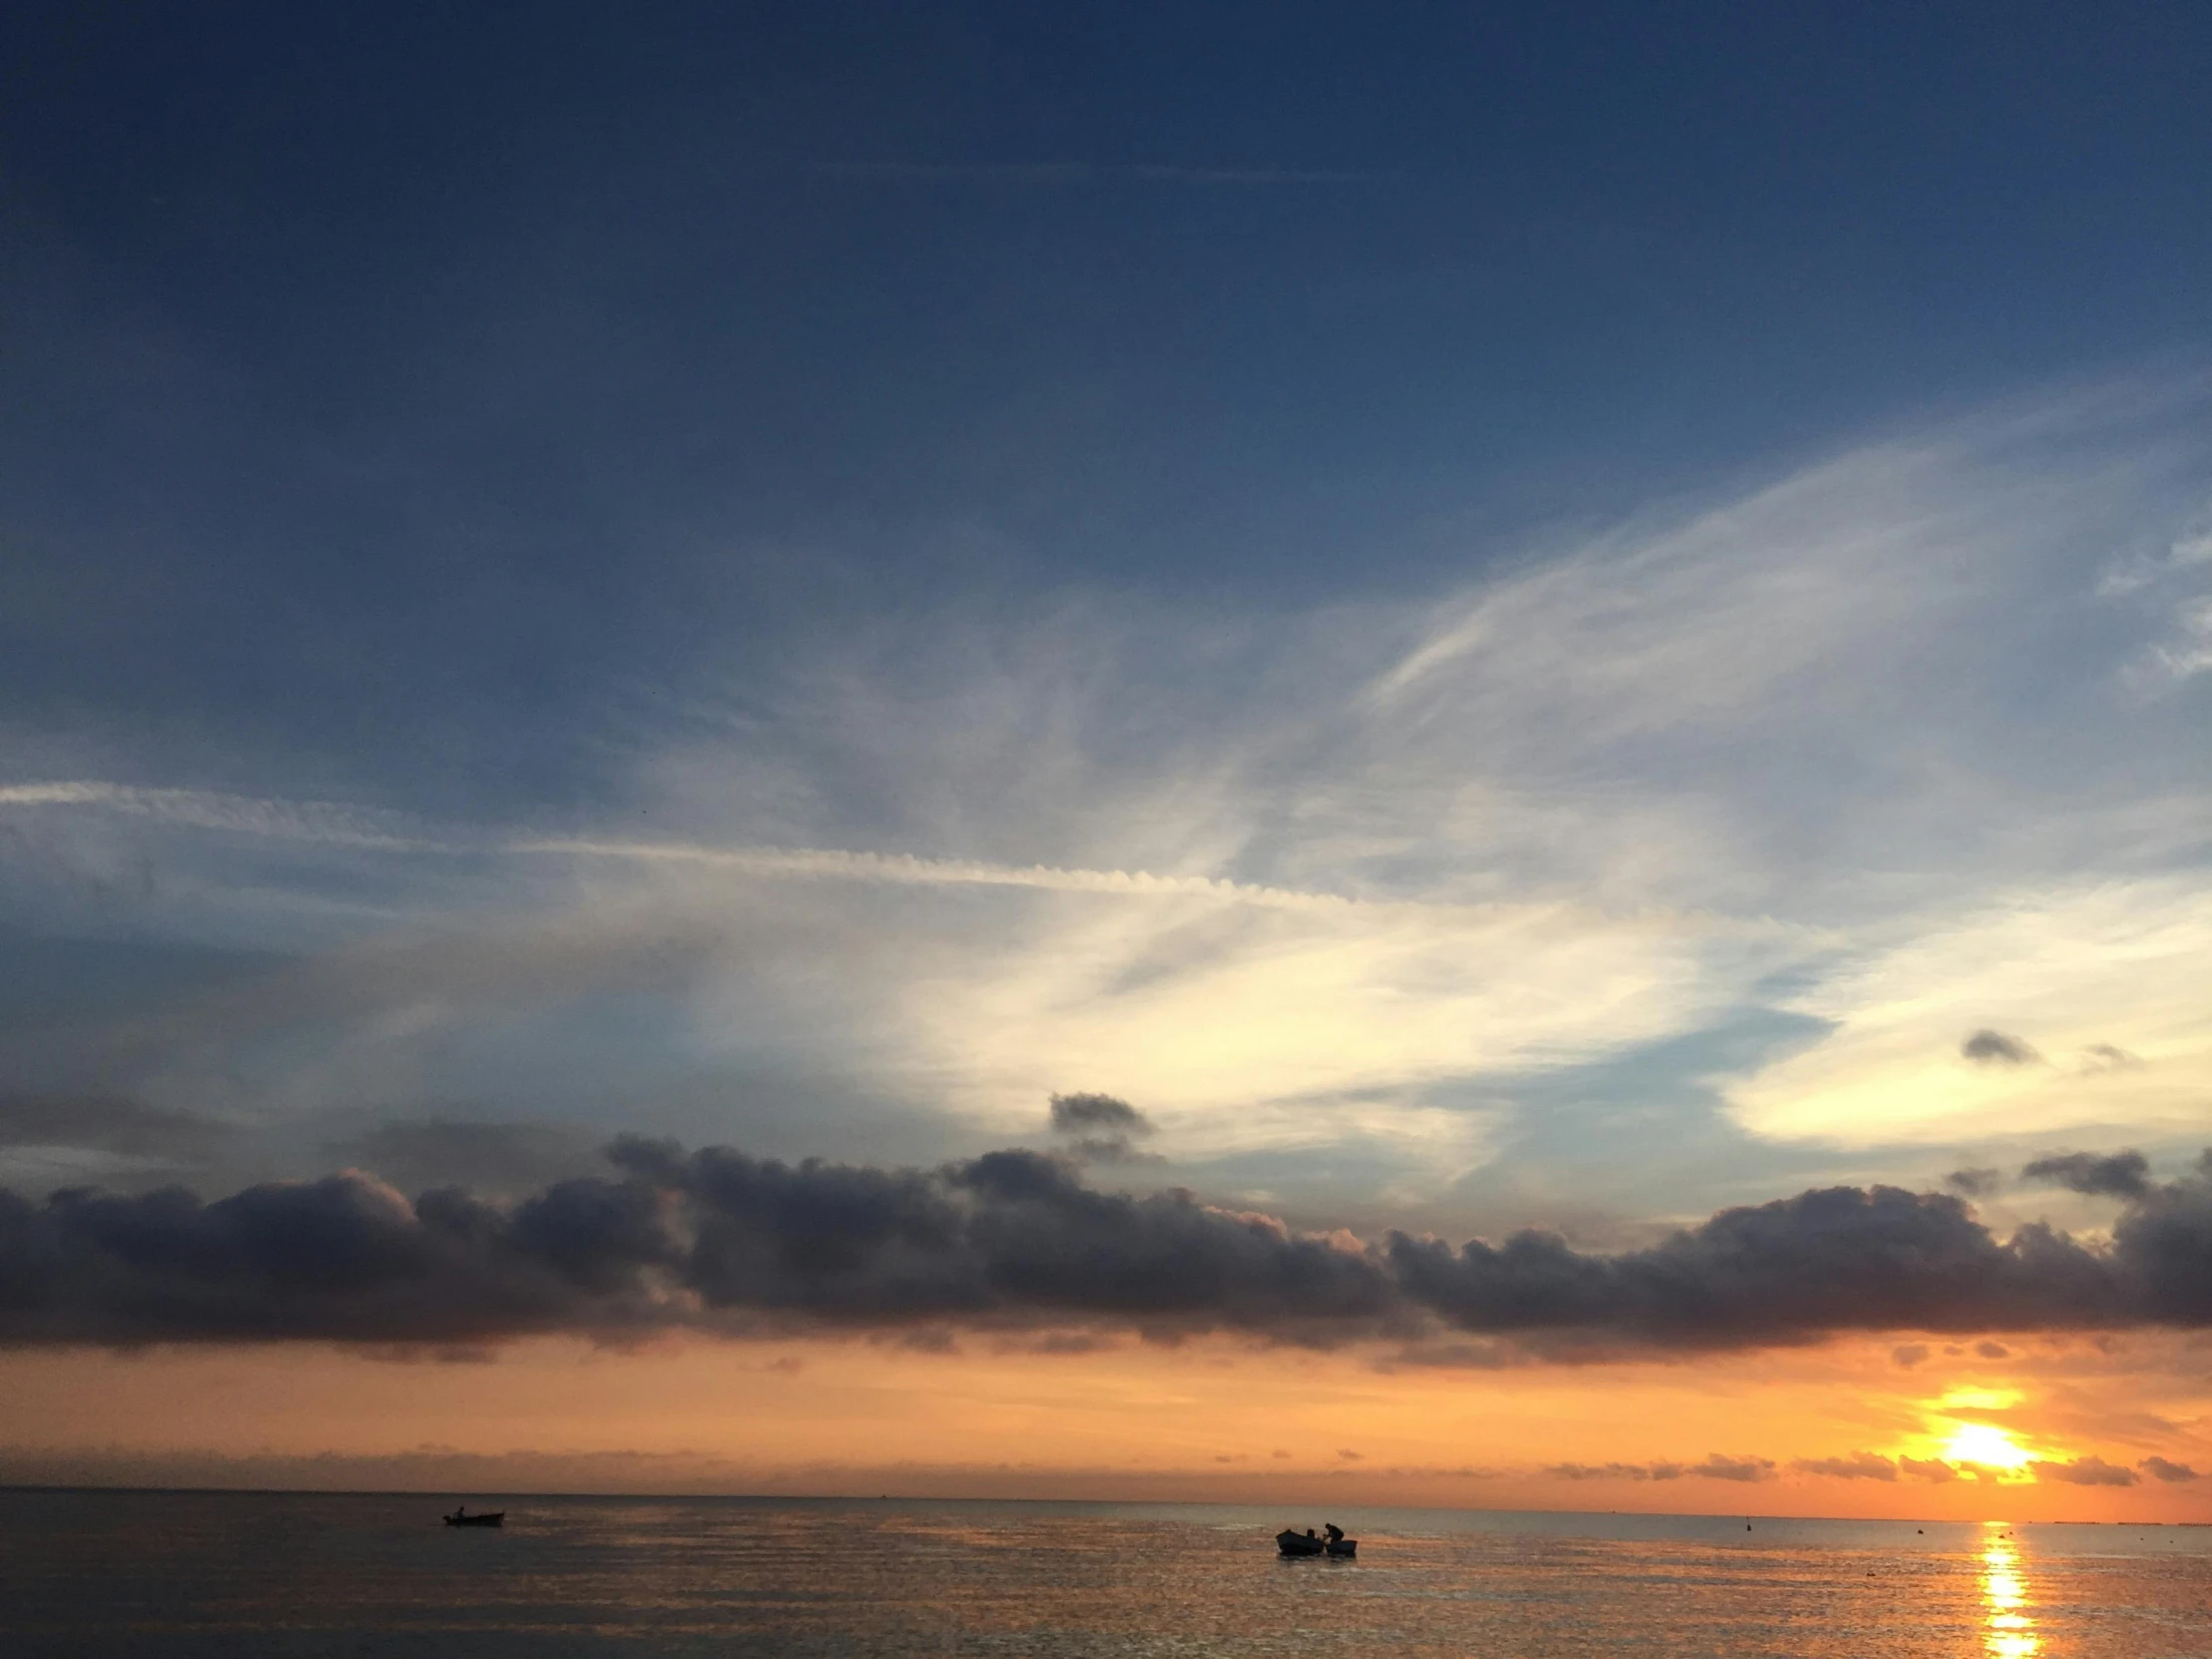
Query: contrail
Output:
[[508, 834, 1382, 914], [0, 781, 437, 850], [1, 780, 1807, 937]]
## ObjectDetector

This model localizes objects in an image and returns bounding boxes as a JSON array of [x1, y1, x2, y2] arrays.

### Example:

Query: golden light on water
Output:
[[1944, 1422, 2033, 1470], [1980, 1526, 2038, 1657]]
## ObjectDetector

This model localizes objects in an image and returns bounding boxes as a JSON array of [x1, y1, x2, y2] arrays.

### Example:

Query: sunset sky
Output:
[[3, 4, 2210, 1520]]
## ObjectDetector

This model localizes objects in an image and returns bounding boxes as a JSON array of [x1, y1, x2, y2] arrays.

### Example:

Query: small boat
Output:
[[444, 1506, 504, 1527], [1277, 1524, 1358, 1558]]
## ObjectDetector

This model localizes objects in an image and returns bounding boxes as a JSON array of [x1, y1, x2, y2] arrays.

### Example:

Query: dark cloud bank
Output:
[[3, 1141, 2210, 1352]]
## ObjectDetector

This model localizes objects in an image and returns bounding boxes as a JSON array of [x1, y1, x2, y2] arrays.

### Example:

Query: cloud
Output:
[[1047, 1092, 1160, 1164], [1386, 1177, 2141, 1351], [9, 402, 2208, 1199], [0, 1094, 229, 1160], [2114, 515, 2212, 691], [1891, 1343, 1930, 1369], [321, 1120, 602, 1197], [1545, 1461, 1679, 1481], [1049, 1093, 1152, 1137], [1962, 1029, 2038, 1066], [10, 1141, 2212, 1352], [0, 1145, 1393, 1347], [2138, 1455, 2198, 1482], [1688, 1453, 1776, 1482], [0, 777, 1750, 1164], [1898, 1456, 1957, 1483], [1794, 1452, 1898, 1480], [1728, 881, 2212, 1147], [2021, 1150, 2152, 1200], [1973, 1341, 2010, 1360], [2032, 1455, 2139, 1487], [2080, 1044, 2145, 1072], [1546, 1455, 1768, 1481], [0, 783, 431, 852], [1944, 1169, 2001, 1198]]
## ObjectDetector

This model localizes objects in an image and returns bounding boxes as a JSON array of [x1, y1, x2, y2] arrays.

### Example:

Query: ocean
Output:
[[1, 1488, 2206, 1656]]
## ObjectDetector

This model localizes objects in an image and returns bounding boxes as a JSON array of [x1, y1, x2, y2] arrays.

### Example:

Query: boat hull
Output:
[[444, 1512, 504, 1527]]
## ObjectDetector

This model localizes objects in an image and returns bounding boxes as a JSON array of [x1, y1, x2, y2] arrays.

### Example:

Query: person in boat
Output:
[[1325, 1523, 1344, 1544]]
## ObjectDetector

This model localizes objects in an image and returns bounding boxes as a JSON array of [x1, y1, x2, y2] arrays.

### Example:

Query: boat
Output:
[[444, 1506, 504, 1527], [1277, 1524, 1357, 1558]]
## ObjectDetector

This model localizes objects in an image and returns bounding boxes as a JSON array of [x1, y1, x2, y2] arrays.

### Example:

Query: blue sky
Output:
[[3, 2, 2209, 1244]]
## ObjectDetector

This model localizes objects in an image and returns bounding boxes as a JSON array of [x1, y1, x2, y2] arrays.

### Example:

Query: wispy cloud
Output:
[[1727, 879, 2212, 1146], [2, 388, 2207, 1188], [0, 782, 434, 850]]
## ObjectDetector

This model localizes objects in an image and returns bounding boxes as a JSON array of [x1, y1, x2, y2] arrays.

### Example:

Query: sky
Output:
[[2, 2, 2210, 1519]]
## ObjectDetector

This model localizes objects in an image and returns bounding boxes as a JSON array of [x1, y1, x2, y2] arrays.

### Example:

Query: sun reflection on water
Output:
[[1980, 1524, 2038, 1658]]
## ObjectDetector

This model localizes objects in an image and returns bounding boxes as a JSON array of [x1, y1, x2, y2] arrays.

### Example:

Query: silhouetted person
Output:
[[1325, 1523, 1344, 1543]]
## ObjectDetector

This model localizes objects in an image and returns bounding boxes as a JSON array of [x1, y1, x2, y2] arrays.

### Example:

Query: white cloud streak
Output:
[[3, 387, 2207, 1187]]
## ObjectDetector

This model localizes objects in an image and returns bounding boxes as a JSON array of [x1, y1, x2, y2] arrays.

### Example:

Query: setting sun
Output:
[[1944, 1423, 2033, 1470]]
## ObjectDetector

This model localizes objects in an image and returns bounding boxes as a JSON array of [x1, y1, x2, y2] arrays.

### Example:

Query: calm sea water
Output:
[[2, 1489, 2207, 1657]]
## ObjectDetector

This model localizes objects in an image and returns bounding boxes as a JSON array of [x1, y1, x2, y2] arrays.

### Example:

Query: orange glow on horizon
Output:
[[0, 1333, 2206, 1523]]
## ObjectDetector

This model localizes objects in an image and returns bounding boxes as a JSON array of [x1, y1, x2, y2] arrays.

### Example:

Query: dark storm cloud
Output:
[[1046, 1092, 1158, 1164], [1961, 1029, 2039, 1065], [0, 1170, 685, 1346], [1384, 1181, 2124, 1349], [7, 1141, 2212, 1352], [0, 1093, 229, 1160], [2021, 1149, 2153, 1200]]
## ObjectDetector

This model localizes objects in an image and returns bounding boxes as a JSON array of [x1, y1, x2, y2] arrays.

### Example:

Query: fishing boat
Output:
[[444, 1506, 504, 1527], [1277, 1524, 1357, 1558]]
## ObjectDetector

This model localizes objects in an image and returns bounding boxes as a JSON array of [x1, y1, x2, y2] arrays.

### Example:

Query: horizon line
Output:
[[0, 1481, 2177, 1527]]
